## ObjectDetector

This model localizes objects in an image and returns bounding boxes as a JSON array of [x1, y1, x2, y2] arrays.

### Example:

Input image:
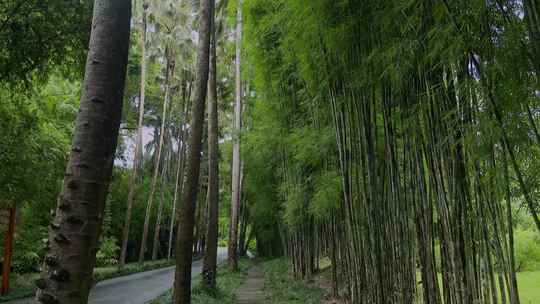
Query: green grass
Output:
[[261, 258, 539, 304], [517, 271, 540, 304], [151, 258, 250, 304], [0, 259, 175, 303], [261, 258, 325, 304], [426, 271, 540, 304]]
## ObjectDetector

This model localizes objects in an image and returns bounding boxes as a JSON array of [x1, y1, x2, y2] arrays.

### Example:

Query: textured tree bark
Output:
[[120, 1, 148, 268], [228, 0, 243, 271], [172, 0, 213, 301], [36, 1, 131, 303], [202, 13, 219, 289], [139, 54, 173, 263], [194, 178, 208, 254]]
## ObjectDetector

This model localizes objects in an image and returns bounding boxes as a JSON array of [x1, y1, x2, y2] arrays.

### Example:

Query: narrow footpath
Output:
[[234, 264, 265, 304]]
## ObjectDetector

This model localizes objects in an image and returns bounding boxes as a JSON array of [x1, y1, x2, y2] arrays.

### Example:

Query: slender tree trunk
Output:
[[152, 58, 176, 261], [193, 180, 205, 255], [168, 82, 192, 259], [168, 123, 187, 259], [172, 0, 213, 301], [152, 143, 171, 260], [238, 203, 248, 257], [228, 0, 243, 271], [120, 1, 148, 268], [36, 1, 131, 302], [202, 14, 219, 288], [503, 150, 521, 304], [197, 179, 209, 254], [139, 54, 174, 263]]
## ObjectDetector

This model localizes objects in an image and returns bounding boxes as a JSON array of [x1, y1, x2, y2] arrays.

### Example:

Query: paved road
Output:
[[7, 248, 227, 304]]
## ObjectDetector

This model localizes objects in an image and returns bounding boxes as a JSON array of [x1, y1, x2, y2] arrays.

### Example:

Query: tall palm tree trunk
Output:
[[139, 54, 173, 263], [120, 1, 148, 268], [36, 1, 131, 303], [228, 0, 243, 271], [202, 20, 219, 287], [168, 123, 187, 259], [152, 58, 176, 261], [168, 82, 192, 259], [172, 0, 213, 302]]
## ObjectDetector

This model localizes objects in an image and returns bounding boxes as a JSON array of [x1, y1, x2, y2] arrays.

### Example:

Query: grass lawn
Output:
[[517, 271, 540, 304], [0, 259, 175, 303]]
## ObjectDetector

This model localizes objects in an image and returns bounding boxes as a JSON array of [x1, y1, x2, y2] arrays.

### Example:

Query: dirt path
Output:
[[234, 264, 265, 304]]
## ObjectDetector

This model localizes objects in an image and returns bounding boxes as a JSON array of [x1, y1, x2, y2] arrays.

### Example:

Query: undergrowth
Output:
[[151, 258, 250, 304]]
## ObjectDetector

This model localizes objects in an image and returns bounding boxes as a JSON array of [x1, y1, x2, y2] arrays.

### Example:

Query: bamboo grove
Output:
[[241, 0, 540, 304], [2, 0, 540, 303]]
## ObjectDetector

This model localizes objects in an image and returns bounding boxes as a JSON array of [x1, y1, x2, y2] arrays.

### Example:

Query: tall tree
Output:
[[172, 0, 213, 301], [152, 136, 172, 260], [228, 0, 243, 271], [202, 5, 219, 288], [35, 0, 131, 303], [120, 0, 149, 268], [168, 82, 192, 259], [139, 48, 174, 263], [168, 124, 187, 259]]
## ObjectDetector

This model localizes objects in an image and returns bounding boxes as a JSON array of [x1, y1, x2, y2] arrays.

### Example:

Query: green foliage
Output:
[[2, 0, 540, 302], [96, 237, 121, 268], [1, 75, 79, 273], [12, 204, 48, 274], [11, 251, 40, 274], [0, 1, 92, 84], [310, 170, 341, 220], [218, 238, 228, 248], [0, 75, 78, 207], [289, 126, 334, 168], [280, 176, 308, 228]]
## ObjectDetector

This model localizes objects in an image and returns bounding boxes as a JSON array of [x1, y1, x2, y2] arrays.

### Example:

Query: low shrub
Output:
[[95, 236, 120, 267]]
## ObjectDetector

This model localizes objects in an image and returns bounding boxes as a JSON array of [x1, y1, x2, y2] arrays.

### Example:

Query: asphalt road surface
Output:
[[7, 248, 227, 304]]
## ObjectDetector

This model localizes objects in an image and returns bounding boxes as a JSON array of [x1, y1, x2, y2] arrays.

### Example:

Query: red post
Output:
[[1, 208, 15, 295]]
